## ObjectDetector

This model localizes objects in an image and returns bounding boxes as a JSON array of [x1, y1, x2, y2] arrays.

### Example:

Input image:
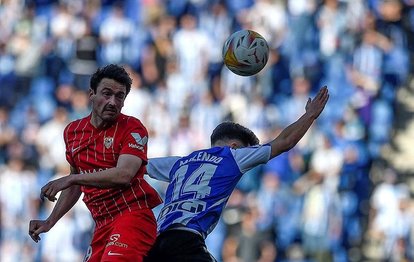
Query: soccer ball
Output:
[[222, 29, 269, 76]]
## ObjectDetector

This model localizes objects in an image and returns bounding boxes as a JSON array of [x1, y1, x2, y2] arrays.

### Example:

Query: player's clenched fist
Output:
[[28, 219, 52, 243], [40, 176, 73, 202]]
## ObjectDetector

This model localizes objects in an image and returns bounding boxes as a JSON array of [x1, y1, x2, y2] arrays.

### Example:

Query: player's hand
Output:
[[305, 86, 329, 119], [40, 176, 73, 202], [28, 219, 52, 243]]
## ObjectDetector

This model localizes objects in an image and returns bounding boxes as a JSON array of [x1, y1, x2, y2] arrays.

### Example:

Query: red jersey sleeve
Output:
[[119, 117, 148, 164], [63, 122, 76, 167]]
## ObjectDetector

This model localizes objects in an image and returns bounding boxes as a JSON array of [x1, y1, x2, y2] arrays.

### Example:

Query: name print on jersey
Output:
[[179, 152, 223, 166], [79, 167, 110, 174]]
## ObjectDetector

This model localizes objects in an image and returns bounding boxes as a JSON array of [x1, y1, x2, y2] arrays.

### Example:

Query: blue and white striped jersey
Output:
[[147, 144, 271, 238]]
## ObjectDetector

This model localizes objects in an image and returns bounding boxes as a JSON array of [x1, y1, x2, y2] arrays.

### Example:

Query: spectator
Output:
[[98, 3, 135, 65]]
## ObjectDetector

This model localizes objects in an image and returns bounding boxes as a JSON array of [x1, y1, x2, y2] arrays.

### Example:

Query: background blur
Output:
[[0, 0, 414, 261]]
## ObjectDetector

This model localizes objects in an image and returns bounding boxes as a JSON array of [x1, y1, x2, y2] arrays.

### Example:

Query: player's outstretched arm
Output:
[[29, 166, 82, 242], [269, 86, 329, 158]]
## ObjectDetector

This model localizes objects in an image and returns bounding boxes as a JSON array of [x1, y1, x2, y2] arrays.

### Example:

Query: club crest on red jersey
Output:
[[104, 137, 114, 149]]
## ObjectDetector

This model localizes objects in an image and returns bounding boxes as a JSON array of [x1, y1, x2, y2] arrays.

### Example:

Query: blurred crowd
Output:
[[0, 0, 414, 261]]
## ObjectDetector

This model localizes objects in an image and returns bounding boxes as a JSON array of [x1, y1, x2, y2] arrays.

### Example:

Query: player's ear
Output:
[[88, 88, 95, 100]]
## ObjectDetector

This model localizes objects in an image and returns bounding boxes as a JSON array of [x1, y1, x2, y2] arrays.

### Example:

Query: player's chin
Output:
[[102, 112, 119, 121]]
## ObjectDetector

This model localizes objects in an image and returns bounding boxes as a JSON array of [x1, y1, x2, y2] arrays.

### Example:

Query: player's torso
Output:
[[65, 115, 160, 226], [66, 119, 122, 173], [158, 147, 243, 237]]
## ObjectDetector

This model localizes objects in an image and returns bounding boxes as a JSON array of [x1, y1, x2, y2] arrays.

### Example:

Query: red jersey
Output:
[[64, 113, 162, 228]]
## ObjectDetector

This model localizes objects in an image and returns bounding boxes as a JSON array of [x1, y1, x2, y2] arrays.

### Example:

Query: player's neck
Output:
[[213, 139, 244, 149], [90, 114, 114, 130], [212, 141, 229, 147]]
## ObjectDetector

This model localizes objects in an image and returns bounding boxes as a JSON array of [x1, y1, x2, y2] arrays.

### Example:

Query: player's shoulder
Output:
[[118, 113, 145, 127], [64, 115, 89, 132]]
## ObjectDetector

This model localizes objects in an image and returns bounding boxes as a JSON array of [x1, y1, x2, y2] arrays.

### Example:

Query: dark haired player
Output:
[[144, 87, 329, 261], [29, 64, 162, 262]]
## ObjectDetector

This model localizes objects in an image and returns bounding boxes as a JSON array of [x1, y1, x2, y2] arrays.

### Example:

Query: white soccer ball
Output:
[[222, 29, 269, 76]]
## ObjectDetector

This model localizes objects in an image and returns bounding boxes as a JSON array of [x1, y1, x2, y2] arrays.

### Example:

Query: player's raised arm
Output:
[[269, 86, 329, 158]]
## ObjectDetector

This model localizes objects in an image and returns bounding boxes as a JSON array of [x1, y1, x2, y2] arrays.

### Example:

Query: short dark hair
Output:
[[210, 121, 259, 146], [90, 64, 132, 95]]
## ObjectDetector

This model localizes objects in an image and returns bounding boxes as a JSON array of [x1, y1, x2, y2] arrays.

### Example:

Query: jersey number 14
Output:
[[171, 163, 218, 200]]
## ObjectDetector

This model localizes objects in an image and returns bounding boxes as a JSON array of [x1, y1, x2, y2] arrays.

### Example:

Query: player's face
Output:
[[90, 78, 126, 123]]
